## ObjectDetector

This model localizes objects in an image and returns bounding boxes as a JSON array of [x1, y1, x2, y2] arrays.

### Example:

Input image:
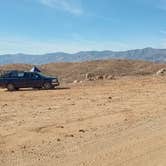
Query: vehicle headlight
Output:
[[52, 79, 58, 83]]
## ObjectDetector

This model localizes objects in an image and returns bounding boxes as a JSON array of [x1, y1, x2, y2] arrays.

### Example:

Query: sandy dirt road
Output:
[[0, 76, 166, 166]]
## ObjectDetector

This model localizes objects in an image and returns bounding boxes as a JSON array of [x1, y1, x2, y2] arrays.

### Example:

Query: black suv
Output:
[[0, 71, 59, 91]]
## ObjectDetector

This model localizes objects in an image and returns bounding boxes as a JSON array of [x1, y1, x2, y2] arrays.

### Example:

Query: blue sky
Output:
[[0, 0, 166, 54]]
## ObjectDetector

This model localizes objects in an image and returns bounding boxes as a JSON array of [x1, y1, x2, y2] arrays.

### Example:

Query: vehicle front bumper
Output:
[[52, 82, 60, 86]]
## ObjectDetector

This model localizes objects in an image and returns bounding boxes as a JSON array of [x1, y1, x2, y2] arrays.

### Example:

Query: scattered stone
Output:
[[85, 73, 95, 81], [103, 74, 109, 79], [107, 75, 115, 80], [85, 73, 115, 81], [73, 80, 79, 83], [11, 150, 15, 153], [56, 125, 64, 129], [57, 138, 61, 142], [2, 104, 7, 108], [79, 129, 86, 133], [108, 96, 112, 100], [65, 134, 74, 138], [21, 145, 26, 149], [156, 68, 166, 76], [96, 75, 104, 80]]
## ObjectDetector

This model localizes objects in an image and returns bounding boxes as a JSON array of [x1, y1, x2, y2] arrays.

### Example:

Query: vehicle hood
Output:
[[45, 76, 58, 80]]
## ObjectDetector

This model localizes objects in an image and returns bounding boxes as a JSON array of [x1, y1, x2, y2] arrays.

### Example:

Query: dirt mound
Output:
[[0, 59, 166, 82]]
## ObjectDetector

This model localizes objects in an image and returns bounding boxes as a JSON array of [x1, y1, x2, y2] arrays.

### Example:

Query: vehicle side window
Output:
[[17, 72, 25, 78], [0, 72, 9, 78], [9, 72, 24, 78], [31, 73, 40, 79], [10, 72, 18, 78]]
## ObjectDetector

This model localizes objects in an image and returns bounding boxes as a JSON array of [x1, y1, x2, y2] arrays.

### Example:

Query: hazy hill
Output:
[[0, 59, 166, 83], [1, 48, 166, 65]]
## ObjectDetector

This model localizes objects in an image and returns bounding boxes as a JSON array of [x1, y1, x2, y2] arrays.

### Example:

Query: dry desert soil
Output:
[[0, 76, 166, 166]]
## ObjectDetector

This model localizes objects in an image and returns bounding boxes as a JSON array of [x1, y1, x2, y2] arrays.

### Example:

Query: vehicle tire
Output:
[[43, 82, 52, 90], [7, 84, 15, 91]]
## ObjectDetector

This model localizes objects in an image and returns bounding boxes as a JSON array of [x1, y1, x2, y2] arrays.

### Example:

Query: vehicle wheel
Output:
[[7, 84, 15, 91], [43, 82, 52, 90]]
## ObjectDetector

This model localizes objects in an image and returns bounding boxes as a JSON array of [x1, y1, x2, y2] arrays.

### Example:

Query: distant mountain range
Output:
[[1, 47, 166, 65]]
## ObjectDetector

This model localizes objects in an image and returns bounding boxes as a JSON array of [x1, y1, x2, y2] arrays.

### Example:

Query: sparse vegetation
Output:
[[0, 59, 166, 83]]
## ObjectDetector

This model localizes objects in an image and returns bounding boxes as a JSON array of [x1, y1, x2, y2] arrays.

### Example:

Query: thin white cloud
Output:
[[39, 0, 83, 15]]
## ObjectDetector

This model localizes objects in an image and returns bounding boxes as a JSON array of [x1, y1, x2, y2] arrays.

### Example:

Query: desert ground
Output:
[[1, 76, 166, 166]]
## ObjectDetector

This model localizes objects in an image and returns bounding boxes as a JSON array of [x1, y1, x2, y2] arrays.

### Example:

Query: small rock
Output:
[[107, 75, 115, 80], [96, 75, 104, 80], [11, 150, 15, 153], [65, 134, 74, 138], [85, 73, 95, 81], [73, 80, 79, 83], [57, 138, 61, 142], [2, 104, 7, 108], [56, 125, 64, 129], [21, 145, 26, 149], [156, 68, 166, 76], [79, 129, 86, 133]]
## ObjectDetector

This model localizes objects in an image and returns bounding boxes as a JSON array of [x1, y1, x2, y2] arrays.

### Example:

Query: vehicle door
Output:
[[23, 72, 33, 87], [30, 73, 43, 87], [10, 72, 27, 88]]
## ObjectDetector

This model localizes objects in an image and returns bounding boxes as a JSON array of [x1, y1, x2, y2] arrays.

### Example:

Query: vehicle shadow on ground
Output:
[[4, 87, 71, 92]]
